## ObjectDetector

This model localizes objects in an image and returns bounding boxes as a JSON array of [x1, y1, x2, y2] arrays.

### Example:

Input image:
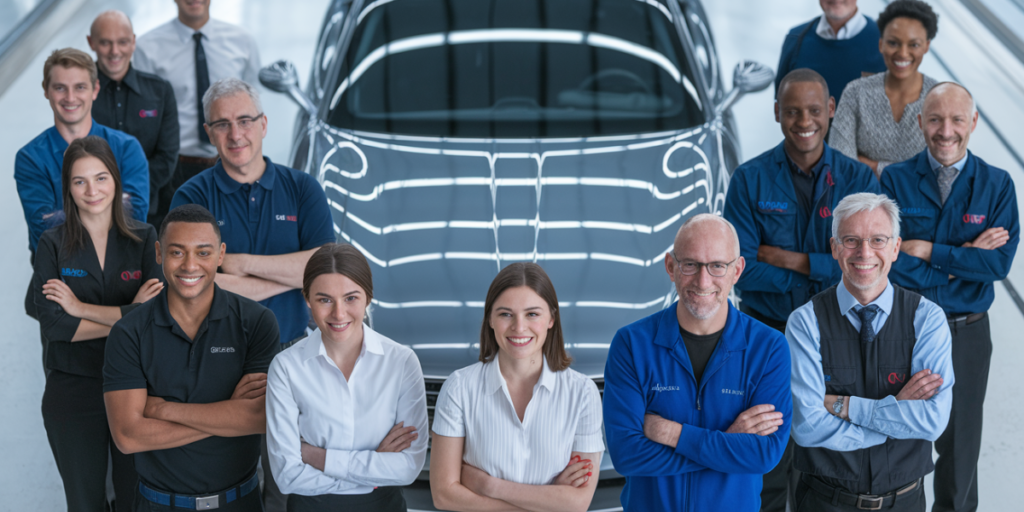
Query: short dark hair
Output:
[[776, 68, 830, 102], [878, 0, 938, 40], [479, 262, 571, 371], [302, 243, 374, 302], [159, 204, 221, 242]]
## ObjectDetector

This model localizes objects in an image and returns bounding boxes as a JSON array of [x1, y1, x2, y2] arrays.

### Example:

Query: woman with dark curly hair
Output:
[[829, 0, 939, 178]]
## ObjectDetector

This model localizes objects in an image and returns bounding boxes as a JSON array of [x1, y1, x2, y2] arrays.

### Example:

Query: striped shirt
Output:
[[432, 355, 605, 485]]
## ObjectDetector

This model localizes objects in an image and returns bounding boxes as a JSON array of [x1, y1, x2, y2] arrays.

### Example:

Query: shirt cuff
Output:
[[674, 423, 704, 460], [848, 395, 895, 428], [929, 243, 954, 272], [572, 432, 606, 454], [807, 253, 835, 283], [323, 449, 352, 481]]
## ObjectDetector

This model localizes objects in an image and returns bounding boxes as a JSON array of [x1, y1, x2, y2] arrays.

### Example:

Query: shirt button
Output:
[[117, 103, 121, 107], [251, 197, 255, 202]]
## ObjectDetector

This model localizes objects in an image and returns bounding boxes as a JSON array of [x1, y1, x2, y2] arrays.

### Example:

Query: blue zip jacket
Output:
[[881, 150, 1019, 314], [603, 301, 792, 512], [15, 122, 150, 252], [724, 143, 879, 321]]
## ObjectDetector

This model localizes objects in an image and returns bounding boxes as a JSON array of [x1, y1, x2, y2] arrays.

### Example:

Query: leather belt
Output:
[[801, 474, 920, 510], [947, 312, 985, 325], [138, 472, 259, 510], [178, 154, 219, 167]]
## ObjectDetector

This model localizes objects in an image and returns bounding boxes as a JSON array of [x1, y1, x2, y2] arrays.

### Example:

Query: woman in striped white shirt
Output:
[[430, 262, 605, 512], [266, 244, 428, 511]]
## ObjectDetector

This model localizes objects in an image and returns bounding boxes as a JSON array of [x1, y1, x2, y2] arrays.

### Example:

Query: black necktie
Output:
[[194, 32, 211, 144], [856, 305, 880, 344], [856, 304, 884, 493]]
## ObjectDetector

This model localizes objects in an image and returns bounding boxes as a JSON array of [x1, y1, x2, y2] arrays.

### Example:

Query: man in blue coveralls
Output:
[[723, 67, 878, 512], [603, 214, 792, 512], [881, 82, 1019, 512]]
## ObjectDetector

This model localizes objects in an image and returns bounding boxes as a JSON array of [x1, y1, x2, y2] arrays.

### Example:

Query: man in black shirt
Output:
[[104, 204, 278, 511], [88, 10, 179, 226]]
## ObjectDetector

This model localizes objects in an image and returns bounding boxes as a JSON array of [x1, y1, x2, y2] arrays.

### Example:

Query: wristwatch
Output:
[[832, 396, 845, 416]]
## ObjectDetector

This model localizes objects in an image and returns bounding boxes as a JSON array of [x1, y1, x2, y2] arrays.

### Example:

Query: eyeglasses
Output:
[[207, 113, 263, 134], [671, 253, 738, 277], [837, 236, 892, 250]]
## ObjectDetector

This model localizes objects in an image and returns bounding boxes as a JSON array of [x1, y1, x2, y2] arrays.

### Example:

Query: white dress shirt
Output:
[[815, 11, 868, 40], [266, 326, 429, 496], [432, 355, 605, 486], [133, 18, 261, 158]]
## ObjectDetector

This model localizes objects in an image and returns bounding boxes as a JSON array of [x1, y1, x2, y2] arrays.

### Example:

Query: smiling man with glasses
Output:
[[786, 192, 954, 512], [169, 77, 335, 510]]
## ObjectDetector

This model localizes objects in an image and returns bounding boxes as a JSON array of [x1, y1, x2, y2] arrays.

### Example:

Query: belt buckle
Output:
[[856, 495, 883, 510], [195, 495, 220, 510]]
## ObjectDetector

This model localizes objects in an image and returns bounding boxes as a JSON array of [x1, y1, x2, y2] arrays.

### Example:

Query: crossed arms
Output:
[[215, 249, 319, 302]]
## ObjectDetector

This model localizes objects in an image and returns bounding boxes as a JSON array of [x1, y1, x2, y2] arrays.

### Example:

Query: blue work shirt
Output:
[[881, 150, 1019, 314], [15, 122, 150, 252], [603, 302, 792, 512], [724, 142, 879, 322], [171, 157, 335, 343], [787, 281, 953, 450]]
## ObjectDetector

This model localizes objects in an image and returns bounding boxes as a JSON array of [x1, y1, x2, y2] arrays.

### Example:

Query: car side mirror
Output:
[[715, 60, 775, 116], [259, 60, 317, 117]]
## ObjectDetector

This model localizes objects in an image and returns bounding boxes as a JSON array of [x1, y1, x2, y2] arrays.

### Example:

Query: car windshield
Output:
[[327, 0, 704, 138]]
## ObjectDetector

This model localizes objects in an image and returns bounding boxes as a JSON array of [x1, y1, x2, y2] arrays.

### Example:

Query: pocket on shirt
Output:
[[898, 208, 938, 240], [758, 210, 797, 249], [822, 366, 857, 396]]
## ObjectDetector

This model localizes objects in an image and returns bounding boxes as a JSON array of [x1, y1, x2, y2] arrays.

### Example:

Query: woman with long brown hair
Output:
[[33, 135, 163, 512], [429, 262, 604, 512]]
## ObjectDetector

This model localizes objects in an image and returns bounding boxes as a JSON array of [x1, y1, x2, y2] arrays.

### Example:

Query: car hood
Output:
[[311, 124, 727, 379]]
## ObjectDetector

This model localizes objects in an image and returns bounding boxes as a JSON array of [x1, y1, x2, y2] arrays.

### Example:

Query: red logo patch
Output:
[[121, 270, 142, 281], [825, 170, 834, 187], [963, 214, 986, 224], [286, 215, 297, 222], [888, 372, 906, 385], [819, 206, 832, 218]]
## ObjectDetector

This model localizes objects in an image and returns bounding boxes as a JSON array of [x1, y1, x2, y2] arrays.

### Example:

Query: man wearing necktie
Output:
[[786, 192, 954, 511], [881, 83, 1019, 512]]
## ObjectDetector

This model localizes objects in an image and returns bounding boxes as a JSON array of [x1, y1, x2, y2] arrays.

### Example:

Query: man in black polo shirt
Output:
[[88, 10, 179, 226], [104, 204, 278, 511]]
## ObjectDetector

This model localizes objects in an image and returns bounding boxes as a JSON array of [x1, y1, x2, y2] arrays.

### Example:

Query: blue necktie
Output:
[[194, 32, 211, 144]]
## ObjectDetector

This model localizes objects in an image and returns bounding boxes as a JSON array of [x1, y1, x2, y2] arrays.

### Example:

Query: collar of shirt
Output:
[[784, 144, 830, 178], [815, 10, 867, 40], [99, 65, 141, 94], [300, 324, 385, 364], [152, 284, 231, 340], [213, 157, 276, 194], [836, 279, 894, 330], [483, 353, 557, 396], [926, 150, 969, 173], [172, 17, 207, 43], [46, 119, 104, 155]]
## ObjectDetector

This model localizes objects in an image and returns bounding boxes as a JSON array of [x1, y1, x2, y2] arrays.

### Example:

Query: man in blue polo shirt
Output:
[[170, 77, 334, 509], [881, 83, 1018, 512], [603, 214, 792, 512], [16, 47, 149, 255], [724, 68, 878, 511]]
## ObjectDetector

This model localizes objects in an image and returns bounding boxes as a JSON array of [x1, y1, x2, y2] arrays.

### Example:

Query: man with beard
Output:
[[787, 192, 954, 511], [775, 0, 886, 104], [881, 83, 1018, 512], [724, 67, 877, 512], [603, 214, 793, 512]]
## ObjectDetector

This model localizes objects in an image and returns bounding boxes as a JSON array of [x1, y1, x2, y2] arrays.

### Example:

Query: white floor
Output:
[[1, 1, 1022, 511]]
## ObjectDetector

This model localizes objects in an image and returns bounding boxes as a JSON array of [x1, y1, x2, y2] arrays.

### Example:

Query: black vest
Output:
[[794, 285, 933, 494]]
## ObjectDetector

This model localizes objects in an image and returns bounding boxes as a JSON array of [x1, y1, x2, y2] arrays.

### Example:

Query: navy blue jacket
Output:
[[603, 302, 792, 512], [724, 143, 879, 322], [881, 151, 1019, 314]]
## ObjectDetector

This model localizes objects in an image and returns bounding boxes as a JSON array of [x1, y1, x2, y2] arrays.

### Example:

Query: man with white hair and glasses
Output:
[[787, 192, 954, 511]]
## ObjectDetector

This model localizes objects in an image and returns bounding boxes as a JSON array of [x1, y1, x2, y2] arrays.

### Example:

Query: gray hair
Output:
[[202, 78, 262, 123], [675, 213, 741, 259], [831, 193, 901, 241]]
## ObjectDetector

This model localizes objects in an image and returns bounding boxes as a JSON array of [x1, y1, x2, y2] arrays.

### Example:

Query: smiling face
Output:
[[156, 221, 225, 302], [776, 80, 834, 162], [45, 65, 98, 128], [68, 155, 115, 217], [880, 17, 930, 79], [832, 207, 900, 301], [87, 12, 135, 82], [488, 286, 555, 362], [306, 273, 368, 346], [666, 218, 744, 325], [920, 84, 977, 166], [820, 0, 858, 24], [206, 92, 267, 175]]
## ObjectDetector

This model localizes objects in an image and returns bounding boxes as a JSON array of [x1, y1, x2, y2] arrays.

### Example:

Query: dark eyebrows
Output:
[[71, 171, 111, 180], [166, 242, 216, 249], [495, 306, 544, 312]]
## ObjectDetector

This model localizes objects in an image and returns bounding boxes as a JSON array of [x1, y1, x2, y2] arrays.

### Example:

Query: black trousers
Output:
[[133, 483, 263, 512], [287, 487, 407, 512], [933, 314, 992, 512], [42, 370, 137, 512], [741, 303, 798, 512], [150, 157, 216, 228], [795, 477, 925, 512]]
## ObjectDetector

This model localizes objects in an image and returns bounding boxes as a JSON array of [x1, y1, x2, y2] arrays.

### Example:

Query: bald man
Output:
[[882, 83, 1019, 512], [89, 10, 179, 226], [603, 214, 793, 511]]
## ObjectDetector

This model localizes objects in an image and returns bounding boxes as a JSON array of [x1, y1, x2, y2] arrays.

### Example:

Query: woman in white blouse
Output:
[[430, 262, 605, 512], [266, 244, 428, 512]]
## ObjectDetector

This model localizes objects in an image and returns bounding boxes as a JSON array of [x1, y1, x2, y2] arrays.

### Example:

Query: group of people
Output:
[[10, 1, 1018, 512]]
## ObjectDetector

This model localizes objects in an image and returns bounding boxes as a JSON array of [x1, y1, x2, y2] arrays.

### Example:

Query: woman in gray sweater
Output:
[[829, 0, 939, 178]]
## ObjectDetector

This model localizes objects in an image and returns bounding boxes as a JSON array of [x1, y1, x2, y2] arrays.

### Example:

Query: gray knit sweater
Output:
[[829, 72, 937, 175]]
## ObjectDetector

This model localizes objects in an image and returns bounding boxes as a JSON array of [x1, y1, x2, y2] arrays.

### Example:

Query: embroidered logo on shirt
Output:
[[963, 214, 986, 225], [819, 206, 832, 219], [217, 220, 225, 226], [721, 388, 745, 396], [139, 109, 158, 118], [61, 268, 87, 277], [652, 383, 680, 392], [275, 215, 298, 222], [120, 270, 142, 281], [824, 375, 832, 382], [210, 347, 236, 354], [757, 201, 789, 213], [888, 372, 906, 384], [902, 207, 934, 215]]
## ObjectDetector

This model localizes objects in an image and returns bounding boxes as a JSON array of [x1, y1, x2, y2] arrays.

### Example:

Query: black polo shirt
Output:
[[33, 222, 161, 377], [103, 285, 279, 494], [94, 65, 180, 214]]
